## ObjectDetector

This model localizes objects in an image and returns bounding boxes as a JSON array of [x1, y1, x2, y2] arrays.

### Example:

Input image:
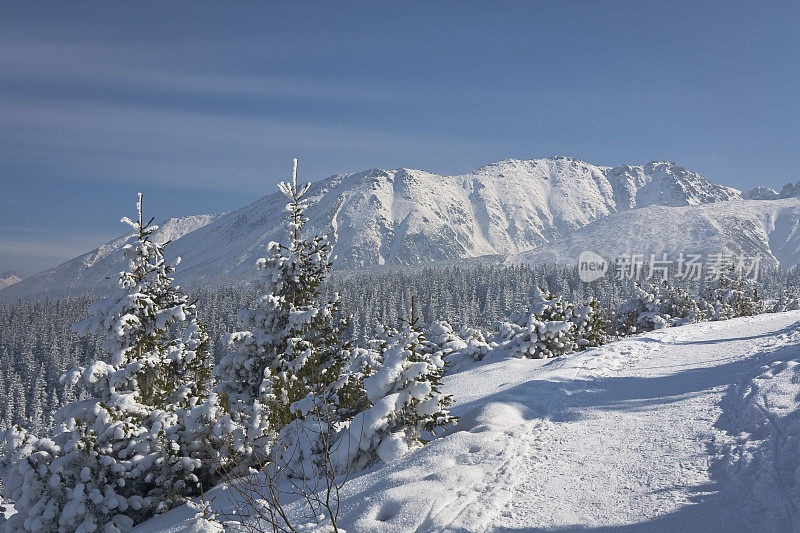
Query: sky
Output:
[[1, 1, 798, 277]]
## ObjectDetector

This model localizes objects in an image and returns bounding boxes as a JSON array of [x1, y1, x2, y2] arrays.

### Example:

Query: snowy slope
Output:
[[0, 214, 220, 298], [0, 271, 22, 290], [140, 312, 800, 532], [3, 157, 739, 297], [507, 197, 800, 270], [162, 158, 737, 279]]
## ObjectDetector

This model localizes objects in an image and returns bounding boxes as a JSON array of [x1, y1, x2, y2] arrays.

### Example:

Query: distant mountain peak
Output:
[[742, 186, 779, 200], [742, 180, 800, 201], [779, 180, 800, 199]]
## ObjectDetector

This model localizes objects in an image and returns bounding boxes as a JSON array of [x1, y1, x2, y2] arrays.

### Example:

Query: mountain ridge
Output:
[[506, 197, 800, 270], [742, 179, 800, 201], [0, 156, 757, 298]]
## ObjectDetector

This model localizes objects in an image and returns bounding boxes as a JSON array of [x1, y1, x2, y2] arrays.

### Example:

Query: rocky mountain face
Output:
[[0, 157, 746, 298]]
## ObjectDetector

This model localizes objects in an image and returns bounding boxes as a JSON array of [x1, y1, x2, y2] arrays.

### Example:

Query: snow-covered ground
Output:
[[142, 312, 800, 532]]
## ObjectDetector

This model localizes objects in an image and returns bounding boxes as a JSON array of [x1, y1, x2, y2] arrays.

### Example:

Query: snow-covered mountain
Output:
[[0, 157, 741, 298], [742, 186, 781, 200], [0, 270, 22, 290], [743, 179, 800, 201], [507, 197, 800, 270]]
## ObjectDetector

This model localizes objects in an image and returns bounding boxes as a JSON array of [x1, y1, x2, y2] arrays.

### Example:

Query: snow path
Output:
[[139, 312, 800, 532], [458, 313, 800, 532], [487, 326, 751, 530]]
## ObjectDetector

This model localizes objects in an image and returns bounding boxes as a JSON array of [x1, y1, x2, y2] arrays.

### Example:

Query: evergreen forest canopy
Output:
[[1, 253, 798, 434]]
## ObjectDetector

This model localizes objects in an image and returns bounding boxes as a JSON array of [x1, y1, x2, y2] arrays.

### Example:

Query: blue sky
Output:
[[1, 1, 798, 276]]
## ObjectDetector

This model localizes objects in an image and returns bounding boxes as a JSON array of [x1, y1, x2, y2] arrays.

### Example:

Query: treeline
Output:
[[1, 256, 797, 434]]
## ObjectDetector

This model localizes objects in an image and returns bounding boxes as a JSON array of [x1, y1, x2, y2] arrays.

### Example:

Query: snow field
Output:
[[140, 311, 800, 532]]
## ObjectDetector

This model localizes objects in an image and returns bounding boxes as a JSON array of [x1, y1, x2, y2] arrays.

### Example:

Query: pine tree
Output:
[[9, 378, 26, 427], [701, 266, 762, 320], [572, 299, 609, 348], [1, 194, 217, 532], [494, 287, 607, 358], [215, 159, 355, 457], [497, 287, 577, 359], [28, 364, 47, 434], [338, 300, 455, 469], [773, 285, 800, 312], [70, 195, 210, 407], [616, 281, 701, 334], [1, 382, 15, 430]]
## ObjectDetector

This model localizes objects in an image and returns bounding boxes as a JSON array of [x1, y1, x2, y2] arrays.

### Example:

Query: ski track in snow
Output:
[[140, 312, 800, 532]]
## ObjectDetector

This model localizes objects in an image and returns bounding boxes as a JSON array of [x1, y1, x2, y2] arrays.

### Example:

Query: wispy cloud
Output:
[[0, 94, 511, 192], [0, 37, 499, 195], [0, 41, 402, 104]]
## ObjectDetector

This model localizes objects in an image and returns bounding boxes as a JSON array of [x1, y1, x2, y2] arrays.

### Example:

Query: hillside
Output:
[[0, 271, 22, 291], [0, 214, 220, 298], [139, 312, 800, 532], [507, 197, 800, 270], [1, 157, 739, 297]]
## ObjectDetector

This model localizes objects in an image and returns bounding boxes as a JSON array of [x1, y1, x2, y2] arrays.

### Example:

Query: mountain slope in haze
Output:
[[0, 270, 22, 290], [0, 214, 220, 298], [1, 157, 740, 297], [507, 197, 800, 270]]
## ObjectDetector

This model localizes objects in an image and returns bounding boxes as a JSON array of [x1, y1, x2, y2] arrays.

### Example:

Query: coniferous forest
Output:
[[1, 258, 798, 436]]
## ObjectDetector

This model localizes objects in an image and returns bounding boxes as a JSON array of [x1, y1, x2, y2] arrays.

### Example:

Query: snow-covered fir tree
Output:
[[616, 280, 701, 334], [425, 321, 493, 372], [456, 325, 493, 362], [425, 321, 467, 360], [701, 266, 762, 320], [572, 299, 610, 348], [337, 303, 456, 469], [771, 285, 800, 312], [214, 159, 356, 465], [0, 194, 217, 533], [497, 287, 607, 359]]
